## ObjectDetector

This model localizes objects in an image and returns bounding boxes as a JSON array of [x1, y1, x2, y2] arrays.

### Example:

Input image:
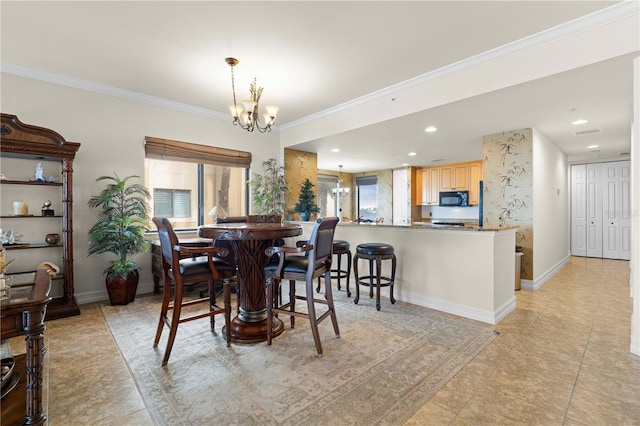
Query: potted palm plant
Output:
[[294, 179, 320, 221], [87, 173, 150, 305]]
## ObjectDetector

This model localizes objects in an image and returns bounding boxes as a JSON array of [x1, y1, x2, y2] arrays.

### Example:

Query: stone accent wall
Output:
[[482, 129, 533, 280], [284, 148, 318, 221]]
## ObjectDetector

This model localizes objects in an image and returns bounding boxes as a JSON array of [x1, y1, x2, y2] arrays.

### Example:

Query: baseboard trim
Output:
[[521, 256, 569, 291], [75, 281, 155, 305], [396, 293, 515, 325]]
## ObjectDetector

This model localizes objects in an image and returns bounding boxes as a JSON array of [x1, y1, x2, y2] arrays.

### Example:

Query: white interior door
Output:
[[571, 161, 631, 260], [571, 164, 586, 256], [392, 169, 408, 225], [602, 161, 631, 260], [619, 162, 631, 260], [586, 163, 603, 257]]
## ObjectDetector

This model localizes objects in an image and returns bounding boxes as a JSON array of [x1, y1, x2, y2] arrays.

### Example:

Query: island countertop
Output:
[[293, 220, 517, 325], [332, 221, 518, 232]]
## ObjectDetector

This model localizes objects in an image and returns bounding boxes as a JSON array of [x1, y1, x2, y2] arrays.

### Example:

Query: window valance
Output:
[[144, 136, 252, 168], [318, 173, 339, 183], [356, 176, 377, 186]]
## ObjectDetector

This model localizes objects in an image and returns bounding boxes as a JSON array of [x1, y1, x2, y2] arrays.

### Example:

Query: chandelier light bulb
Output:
[[265, 105, 279, 117], [229, 105, 243, 118]]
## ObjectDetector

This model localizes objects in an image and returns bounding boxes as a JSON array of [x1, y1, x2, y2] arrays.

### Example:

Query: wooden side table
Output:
[[1, 269, 52, 425]]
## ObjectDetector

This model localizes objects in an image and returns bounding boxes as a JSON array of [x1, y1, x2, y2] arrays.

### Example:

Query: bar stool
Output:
[[320, 240, 351, 293], [297, 239, 352, 294], [353, 243, 396, 311]]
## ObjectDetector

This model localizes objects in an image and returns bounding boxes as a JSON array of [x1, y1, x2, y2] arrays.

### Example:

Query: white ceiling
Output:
[[1, 1, 638, 173]]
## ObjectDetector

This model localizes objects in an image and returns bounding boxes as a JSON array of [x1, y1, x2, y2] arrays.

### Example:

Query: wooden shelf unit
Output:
[[1, 113, 81, 320]]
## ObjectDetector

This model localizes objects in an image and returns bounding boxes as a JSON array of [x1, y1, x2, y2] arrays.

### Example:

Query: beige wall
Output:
[[1, 73, 280, 303], [532, 128, 569, 286]]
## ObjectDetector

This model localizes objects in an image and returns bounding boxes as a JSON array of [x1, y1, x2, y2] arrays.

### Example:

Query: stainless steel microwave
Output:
[[439, 191, 469, 207]]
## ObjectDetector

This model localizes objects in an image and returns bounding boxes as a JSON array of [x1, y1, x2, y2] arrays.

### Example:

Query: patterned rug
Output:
[[102, 289, 496, 425]]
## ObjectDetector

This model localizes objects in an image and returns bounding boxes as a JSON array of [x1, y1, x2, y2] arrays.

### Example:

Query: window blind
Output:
[[356, 176, 377, 186], [144, 136, 252, 168]]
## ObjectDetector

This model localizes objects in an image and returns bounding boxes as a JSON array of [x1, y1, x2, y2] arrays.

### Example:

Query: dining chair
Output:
[[152, 217, 232, 366], [264, 217, 340, 357]]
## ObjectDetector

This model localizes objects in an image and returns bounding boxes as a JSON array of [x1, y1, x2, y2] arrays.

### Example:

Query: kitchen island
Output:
[[293, 221, 517, 324]]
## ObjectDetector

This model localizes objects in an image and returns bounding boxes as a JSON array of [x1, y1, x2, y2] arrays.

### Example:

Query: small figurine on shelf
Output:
[[34, 162, 45, 182], [41, 200, 54, 216], [1, 229, 23, 245]]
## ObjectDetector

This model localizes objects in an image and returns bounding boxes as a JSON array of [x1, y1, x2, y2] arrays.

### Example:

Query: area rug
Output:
[[102, 290, 496, 425]]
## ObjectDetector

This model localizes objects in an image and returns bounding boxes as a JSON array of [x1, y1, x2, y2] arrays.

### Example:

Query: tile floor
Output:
[[8, 256, 640, 425]]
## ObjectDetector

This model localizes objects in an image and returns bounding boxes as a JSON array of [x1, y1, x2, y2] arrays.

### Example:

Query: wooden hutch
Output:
[[1, 113, 81, 320]]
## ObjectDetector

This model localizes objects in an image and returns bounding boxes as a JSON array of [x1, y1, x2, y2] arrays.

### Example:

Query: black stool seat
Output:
[[353, 242, 396, 311], [333, 240, 350, 253], [355, 243, 394, 257]]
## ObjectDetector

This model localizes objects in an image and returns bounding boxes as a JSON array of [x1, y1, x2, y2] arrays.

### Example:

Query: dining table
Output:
[[198, 221, 302, 343]]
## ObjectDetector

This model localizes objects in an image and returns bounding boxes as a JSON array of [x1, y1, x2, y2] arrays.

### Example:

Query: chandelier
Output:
[[332, 165, 350, 197], [225, 57, 279, 133]]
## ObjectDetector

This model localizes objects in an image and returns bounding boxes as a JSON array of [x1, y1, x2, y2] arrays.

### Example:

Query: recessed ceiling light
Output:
[[401, 163, 409, 166], [425, 126, 438, 133], [572, 119, 588, 125], [330, 148, 340, 153], [408, 152, 417, 156], [587, 144, 599, 149]]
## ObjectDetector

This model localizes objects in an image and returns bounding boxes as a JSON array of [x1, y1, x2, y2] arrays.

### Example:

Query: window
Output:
[[356, 176, 377, 222], [317, 174, 338, 218], [145, 137, 251, 231], [154, 188, 191, 218]]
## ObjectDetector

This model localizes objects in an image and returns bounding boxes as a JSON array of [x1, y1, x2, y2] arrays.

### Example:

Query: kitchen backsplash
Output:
[[422, 205, 479, 220]]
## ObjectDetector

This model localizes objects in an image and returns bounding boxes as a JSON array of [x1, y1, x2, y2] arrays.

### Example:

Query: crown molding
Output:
[[279, 1, 640, 131], [1, 1, 636, 133], [0, 62, 229, 121]]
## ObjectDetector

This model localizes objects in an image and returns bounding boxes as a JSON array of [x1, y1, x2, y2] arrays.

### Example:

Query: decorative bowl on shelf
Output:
[[45, 233, 60, 245]]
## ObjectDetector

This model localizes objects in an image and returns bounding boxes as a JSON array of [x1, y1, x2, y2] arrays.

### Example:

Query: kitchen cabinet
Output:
[[415, 160, 483, 206], [416, 167, 439, 205], [0, 114, 81, 320], [439, 164, 468, 191]]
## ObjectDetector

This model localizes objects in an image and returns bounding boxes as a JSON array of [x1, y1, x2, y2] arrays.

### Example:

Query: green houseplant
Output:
[[247, 158, 287, 216], [87, 173, 150, 305], [294, 179, 320, 221]]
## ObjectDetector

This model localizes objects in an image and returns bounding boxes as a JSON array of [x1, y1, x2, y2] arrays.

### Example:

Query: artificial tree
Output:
[[294, 179, 320, 221]]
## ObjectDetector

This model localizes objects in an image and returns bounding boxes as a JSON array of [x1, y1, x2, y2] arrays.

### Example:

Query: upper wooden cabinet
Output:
[[439, 164, 469, 191], [416, 167, 439, 205], [415, 160, 483, 205]]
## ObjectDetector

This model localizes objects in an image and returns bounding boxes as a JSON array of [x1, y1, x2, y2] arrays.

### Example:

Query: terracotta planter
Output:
[[106, 269, 139, 305]]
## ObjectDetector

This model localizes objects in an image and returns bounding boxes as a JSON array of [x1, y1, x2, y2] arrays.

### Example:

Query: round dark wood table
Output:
[[198, 222, 302, 343]]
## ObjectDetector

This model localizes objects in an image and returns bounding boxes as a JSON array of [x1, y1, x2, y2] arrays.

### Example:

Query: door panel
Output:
[[586, 164, 602, 258], [393, 168, 408, 225], [570, 165, 587, 256], [572, 161, 630, 260]]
